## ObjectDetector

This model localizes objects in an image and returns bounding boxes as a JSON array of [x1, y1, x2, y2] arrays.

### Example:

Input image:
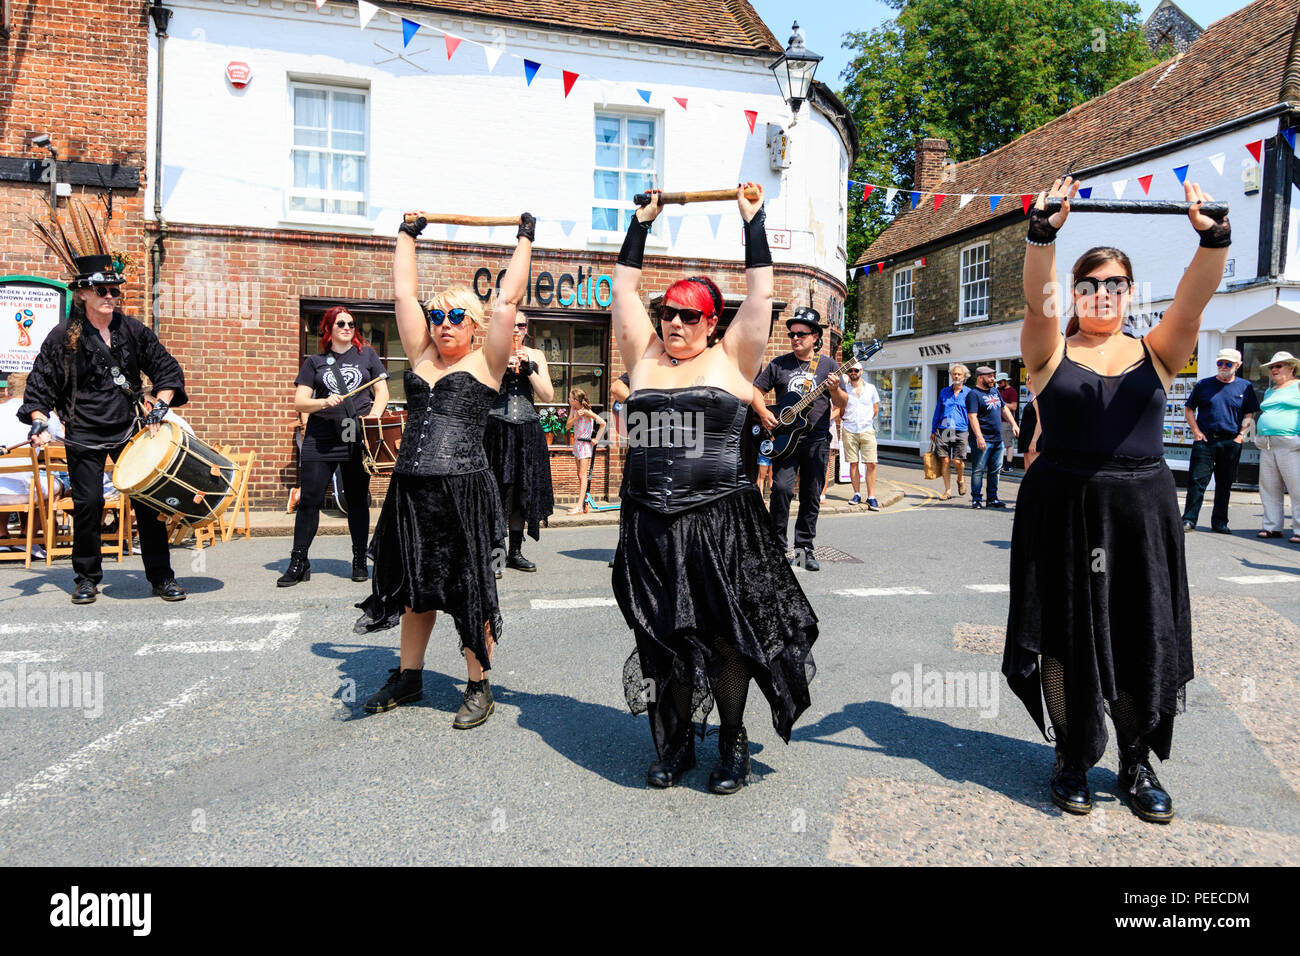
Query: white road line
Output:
[[0, 678, 213, 815], [160, 613, 301, 628], [1219, 574, 1300, 585], [0, 651, 63, 664], [530, 598, 619, 610], [965, 584, 1011, 593], [834, 587, 933, 597], [135, 615, 300, 656], [0, 622, 104, 635]]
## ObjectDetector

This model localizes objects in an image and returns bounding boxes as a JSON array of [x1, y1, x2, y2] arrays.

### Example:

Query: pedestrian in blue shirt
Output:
[[968, 365, 1020, 509], [929, 364, 979, 499], [1182, 348, 1260, 533]]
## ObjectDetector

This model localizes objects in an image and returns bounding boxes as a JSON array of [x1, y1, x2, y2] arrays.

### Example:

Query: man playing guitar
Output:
[[751, 307, 847, 571]]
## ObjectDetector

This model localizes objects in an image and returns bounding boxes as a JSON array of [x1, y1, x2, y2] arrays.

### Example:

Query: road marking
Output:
[[0, 622, 104, 635], [1219, 574, 1300, 585], [834, 587, 933, 597], [0, 651, 63, 664], [0, 678, 213, 815], [530, 598, 619, 610], [966, 584, 1010, 593], [135, 615, 300, 656], [160, 613, 301, 628]]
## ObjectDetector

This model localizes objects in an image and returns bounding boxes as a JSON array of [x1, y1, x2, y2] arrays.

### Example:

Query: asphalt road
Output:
[[2, 470, 1297, 865]]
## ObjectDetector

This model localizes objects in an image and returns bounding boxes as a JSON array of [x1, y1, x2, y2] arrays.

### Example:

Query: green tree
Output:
[[837, 0, 1157, 352]]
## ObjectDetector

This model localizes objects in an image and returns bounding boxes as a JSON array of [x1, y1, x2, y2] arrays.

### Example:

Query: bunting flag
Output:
[[1137, 174, 1153, 194], [1285, 129, 1297, 152], [876, 262, 885, 273], [1020, 194, 1034, 214], [988, 195, 1001, 212], [667, 215, 685, 245], [706, 213, 722, 238], [559, 220, 577, 237], [357, 0, 378, 28], [862, 184, 875, 200], [885, 188, 898, 205], [673, 96, 688, 111], [1112, 179, 1127, 198], [744, 110, 758, 134], [637, 89, 652, 104], [1172, 165, 1189, 185], [1246, 140, 1263, 164], [933, 194, 946, 211], [401, 17, 420, 47], [909, 191, 921, 209], [444, 33, 462, 59], [315, 0, 327, 8], [523, 59, 541, 86], [1077, 186, 1093, 198], [1208, 153, 1225, 175], [959, 194, 973, 208], [483, 45, 503, 71], [562, 70, 579, 97]]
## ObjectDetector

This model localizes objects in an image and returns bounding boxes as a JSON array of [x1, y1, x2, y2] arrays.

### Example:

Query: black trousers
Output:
[[768, 435, 830, 551], [67, 436, 174, 586], [293, 452, 372, 553], [1182, 435, 1242, 527]]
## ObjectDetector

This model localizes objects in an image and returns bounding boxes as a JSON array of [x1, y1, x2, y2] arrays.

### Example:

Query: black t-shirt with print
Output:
[[295, 345, 386, 461], [754, 353, 840, 439]]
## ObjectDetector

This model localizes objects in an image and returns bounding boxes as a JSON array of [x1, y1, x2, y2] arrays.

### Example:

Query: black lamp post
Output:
[[768, 22, 822, 120]]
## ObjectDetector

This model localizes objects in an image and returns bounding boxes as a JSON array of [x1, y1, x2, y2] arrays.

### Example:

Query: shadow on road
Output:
[[557, 548, 618, 564]]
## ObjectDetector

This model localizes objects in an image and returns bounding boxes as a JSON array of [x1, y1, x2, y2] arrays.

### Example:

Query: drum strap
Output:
[[322, 357, 362, 448], [83, 324, 141, 405]]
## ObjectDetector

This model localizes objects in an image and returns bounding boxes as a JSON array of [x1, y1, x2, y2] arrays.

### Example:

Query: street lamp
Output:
[[30, 132, 58, 216], [768, 22, 822, 120]]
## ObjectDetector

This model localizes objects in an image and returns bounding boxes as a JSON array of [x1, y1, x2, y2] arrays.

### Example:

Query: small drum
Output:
[[361, 410, 406, 475], [113, 422, 237, 526]]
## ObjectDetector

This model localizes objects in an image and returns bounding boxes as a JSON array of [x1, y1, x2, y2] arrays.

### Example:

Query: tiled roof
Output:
[[855, 0, 1300, 266], [398, 0, 782, 54]]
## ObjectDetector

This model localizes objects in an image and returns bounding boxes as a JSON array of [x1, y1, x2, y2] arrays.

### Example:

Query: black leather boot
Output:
[[453, 678, 495, 729], [276, 550, 310, 587], [351, 547, 368, 582], [647, 728, 696, 788], [1118, 743, 1174, 824], [506, 529, 536, 571], [1050, 750, 1092, 815], [363, 667, 423, 713], [708, 723, 751, 795]]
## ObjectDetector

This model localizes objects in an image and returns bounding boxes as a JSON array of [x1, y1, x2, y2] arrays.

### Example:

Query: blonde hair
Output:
[[950, 363, 970, 379], [424, 284, 487, 330]]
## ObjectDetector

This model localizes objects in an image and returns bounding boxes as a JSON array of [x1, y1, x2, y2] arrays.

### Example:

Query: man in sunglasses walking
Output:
[[752, 307, 847, 570], [1181, 347, 1259, 533]]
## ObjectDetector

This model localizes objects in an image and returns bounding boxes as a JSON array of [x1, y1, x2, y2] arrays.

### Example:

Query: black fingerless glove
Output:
[[142, 400, 169, 427], [398, 215, 427, 239], [1196, 216, 1231, 249], [743, 206, 772, 268], [1026, 207, 1059, 246], [517, 212, 536, 242], [617, 216, 652, 269], [28, 419, 48, 440], [525, 360, 538, 376]]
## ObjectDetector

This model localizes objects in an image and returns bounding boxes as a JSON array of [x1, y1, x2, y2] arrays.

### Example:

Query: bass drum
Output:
[[113, 421, 237, 525]]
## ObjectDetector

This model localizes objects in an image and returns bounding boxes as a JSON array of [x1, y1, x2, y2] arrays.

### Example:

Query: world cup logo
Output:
[[14, 310, 34, 347]]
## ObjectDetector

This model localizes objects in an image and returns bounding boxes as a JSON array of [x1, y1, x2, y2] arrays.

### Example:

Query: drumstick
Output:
[[0, 438, 34, 455], [403, 212, 521, 227], [1042, 198, 1229, 219], [633, 186, 761, 207], [335, 373, 390, 401]]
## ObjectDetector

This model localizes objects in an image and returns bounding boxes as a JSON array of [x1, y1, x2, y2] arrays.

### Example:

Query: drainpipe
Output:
[[148, 2, 173, 333]]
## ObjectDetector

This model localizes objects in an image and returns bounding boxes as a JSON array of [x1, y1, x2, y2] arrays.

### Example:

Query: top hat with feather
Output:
[[30, 200, 130, 288]]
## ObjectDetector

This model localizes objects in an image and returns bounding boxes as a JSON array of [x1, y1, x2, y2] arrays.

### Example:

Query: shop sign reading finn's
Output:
[[0, 279, 67, 373]]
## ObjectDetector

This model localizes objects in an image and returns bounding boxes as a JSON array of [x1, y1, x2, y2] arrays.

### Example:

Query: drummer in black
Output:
[[21, 211, 188, 604], [278, 307, 389, 586], [483, 311, 555, 573]]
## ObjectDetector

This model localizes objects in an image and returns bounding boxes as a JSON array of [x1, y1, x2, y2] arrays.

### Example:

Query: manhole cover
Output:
[[786, 547, 862, 564]]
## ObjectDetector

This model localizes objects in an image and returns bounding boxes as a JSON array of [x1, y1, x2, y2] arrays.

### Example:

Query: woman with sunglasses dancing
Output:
[[1004, 177, 1230, 824], [356, 211, 533, 730], [278, 307, 389, 586], [612, 184, 818, 794]]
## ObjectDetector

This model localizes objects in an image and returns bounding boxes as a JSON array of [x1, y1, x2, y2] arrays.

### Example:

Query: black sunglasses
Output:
[[790, 331, 815, 340], [335, 320, 355, 329], [93, 286, 123, 299], [429, 308, 467, 326], [1074, 275, 1133, 296], [659, 305, 704, 326]]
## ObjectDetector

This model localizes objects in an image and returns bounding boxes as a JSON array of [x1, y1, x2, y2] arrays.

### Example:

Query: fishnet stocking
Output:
[[1042, 656, 1068, 746], [1111, 690, 1144, 749], [712, 638, 751, 727]]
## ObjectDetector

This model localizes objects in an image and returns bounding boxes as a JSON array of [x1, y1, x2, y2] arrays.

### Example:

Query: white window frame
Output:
[[589, 108, 665, 247], [838, 153, 848, 261], [284, 79, 370, 228], [892, 267, 915, 336], [958, 241, 991, 323]]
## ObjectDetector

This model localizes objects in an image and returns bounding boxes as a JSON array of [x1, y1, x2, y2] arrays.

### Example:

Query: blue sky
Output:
[[748, 0, 1255, 94]]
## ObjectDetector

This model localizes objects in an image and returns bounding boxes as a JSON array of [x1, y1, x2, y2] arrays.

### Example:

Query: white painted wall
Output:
[[147, 0, 851, 278]]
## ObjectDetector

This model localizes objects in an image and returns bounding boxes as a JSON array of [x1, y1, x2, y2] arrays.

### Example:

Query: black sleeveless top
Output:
[[1036, 338, 1166, 459], [488, 365, 539, 424], [623, 386, 751, 514], [394, 370, 495, 476]]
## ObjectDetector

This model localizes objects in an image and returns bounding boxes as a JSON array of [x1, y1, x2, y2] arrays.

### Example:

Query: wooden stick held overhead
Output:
[[1042, 198, 1229, 219], [633, 186, 762, 207], [403, 212, 522, 227]]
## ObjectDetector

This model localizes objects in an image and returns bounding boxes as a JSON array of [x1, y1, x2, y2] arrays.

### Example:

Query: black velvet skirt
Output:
[[613, 485, 818, 755], [356, 470, 505, 668], [1002, 453, 1192, 767], [483, 416, 554, 540]]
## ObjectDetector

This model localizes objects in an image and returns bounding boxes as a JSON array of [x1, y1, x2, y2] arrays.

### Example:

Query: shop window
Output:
[[960, 242, 990, 322], [530, 315, 610, 410], [892, 267, 914, 335], [592, 112, 661, 236], [289, 82, 368, 218], [866, 367, 922, 443]]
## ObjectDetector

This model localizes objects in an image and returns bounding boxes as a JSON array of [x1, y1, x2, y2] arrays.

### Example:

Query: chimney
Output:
[[914, 138, 949, 193]]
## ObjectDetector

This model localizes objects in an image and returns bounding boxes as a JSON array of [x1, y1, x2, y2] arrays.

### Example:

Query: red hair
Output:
[[663, 276, 723, 321], [318, 305, 371, 354]]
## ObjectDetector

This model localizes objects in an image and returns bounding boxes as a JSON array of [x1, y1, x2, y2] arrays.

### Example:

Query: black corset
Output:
[[394, 370, 495, 476], [488, 367, 540, 424]]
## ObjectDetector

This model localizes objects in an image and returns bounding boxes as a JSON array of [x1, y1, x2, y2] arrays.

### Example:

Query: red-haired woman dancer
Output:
[[612, 185, 818, 794], [279, 306, 389, 586]]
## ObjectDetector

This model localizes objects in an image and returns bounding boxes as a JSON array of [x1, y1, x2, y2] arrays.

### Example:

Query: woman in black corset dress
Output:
[[1005, 176, 1230, 823], [612, 184, 818, 794], [356, 211, 534, 730], [483, 310, 555, 573]]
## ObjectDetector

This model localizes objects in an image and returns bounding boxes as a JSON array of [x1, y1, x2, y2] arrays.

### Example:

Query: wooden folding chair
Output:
[[219, 450, 255, 543], [0, 448, 44, 568], [40, 445, 132, 565]]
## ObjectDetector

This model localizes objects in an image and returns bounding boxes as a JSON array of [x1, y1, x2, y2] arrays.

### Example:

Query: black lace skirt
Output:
[[483, 417, 554, 540], [356, 470, 505, 667], [613, 485, 818, 754], [1002, 453, 1192, 766]]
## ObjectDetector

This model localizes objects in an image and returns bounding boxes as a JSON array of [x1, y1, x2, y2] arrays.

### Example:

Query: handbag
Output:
[[921, 437, 941, 480]]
